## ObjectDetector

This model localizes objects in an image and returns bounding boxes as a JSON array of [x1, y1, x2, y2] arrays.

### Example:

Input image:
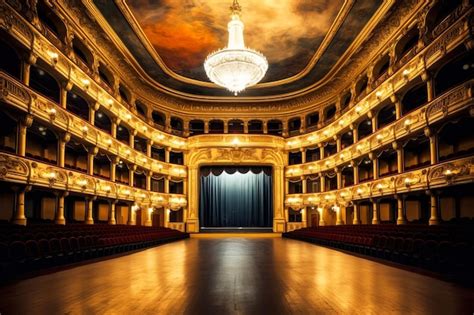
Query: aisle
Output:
[[0, 236, 472, 314]]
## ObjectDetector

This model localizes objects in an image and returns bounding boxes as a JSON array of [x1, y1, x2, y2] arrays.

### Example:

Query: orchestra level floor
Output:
[[0, 235, 472, 314]]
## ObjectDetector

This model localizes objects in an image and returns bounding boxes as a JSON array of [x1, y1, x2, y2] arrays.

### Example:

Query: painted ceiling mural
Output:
[[93, 0, 384, 98], [126, 0, 344, 82]]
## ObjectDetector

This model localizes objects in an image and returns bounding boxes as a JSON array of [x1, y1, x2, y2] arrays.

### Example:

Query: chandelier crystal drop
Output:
[[204, 0, 268, 96]]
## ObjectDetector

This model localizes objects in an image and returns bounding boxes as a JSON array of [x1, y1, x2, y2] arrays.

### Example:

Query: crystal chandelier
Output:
[[204, 0, 268, 95]]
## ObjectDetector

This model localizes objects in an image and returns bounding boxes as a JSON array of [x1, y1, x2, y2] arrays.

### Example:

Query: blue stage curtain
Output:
[[199, 167, 273, 227]]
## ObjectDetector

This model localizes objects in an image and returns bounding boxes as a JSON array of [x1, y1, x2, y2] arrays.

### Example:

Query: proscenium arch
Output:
[[186, 146, 286, 233]]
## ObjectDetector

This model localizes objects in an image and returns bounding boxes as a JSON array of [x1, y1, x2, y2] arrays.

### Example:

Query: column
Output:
[[320, 173, 326, 193], [301, 207, 307, 227], [165, 176, 170, 193], [423, 73, 434, 102], [111, 118, 120, 138], [352, 126, 359, 143], [59, 85, 68, 109], [393, 142, 404, 174], [165, 148, 171, 163], [108, 200, 117, 225], [319, 144, 325, 160], [353, 203, 361, 224], [12, 186, 29, 225], [204, 121, 209, 134], [127, 204, 135, 225], [243, 121, 249, 134], [21, 59, 32, 85], [87, 146, 98, 176], [110, 156, 118, 182], [353, 162, 359, 185], [146, 171, 152, 191], [370, 153, 379, 180], [299, 116, 306, 134], [336, 168, 342, 189], [129, 129, 137, 148], [282, 122, 288, 137], [371, 114, 378, 132], [54, 191, 67, 225], [318, 207, 325, 226], [263, 121, 268, 134], [17, 115, 33, 157], [371, 199, 380, 225], [129, 164, 137, 187], [89, 103, 98, 126], [165, 116, 171, 133], [429, 191, 440, 225], [145, 207, 152, 226], [424, 128, 438, 165], [85, 197, 94, 225], [301, 177, 307, 194], [394, 99, 402, 120], [396, 194, 407, 225], [57, 133, 70, 168], [300, 148, 306, 164], [336, 205, 344, 225], [147, 139, 153, 157], [164, 208, 170, 228], [336, 135, 342, 152]]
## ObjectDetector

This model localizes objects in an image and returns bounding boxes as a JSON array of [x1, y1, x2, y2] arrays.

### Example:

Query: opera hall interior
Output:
[[0, 0, 474, 313]]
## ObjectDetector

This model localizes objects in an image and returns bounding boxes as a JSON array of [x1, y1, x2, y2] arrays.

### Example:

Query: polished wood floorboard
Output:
[[0, 236, 472, 314]]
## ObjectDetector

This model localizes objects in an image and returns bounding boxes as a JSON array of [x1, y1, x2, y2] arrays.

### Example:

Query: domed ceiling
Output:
[[91, 0, 386, 100]]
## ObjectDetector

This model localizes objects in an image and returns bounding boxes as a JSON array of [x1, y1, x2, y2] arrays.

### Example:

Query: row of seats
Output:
[[0, 224, 189, 281], [283, 224, 473, 284]]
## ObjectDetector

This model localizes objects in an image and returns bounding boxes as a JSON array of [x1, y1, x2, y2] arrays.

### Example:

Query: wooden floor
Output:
[[0, 235, 472, 314]]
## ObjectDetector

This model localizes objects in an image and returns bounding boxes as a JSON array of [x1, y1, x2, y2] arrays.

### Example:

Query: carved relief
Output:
[[0, 153, 30, 179]]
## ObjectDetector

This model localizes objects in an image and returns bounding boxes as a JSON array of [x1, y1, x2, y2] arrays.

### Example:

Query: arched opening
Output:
[[341, 165, 354, 187], [438, 116, 474, 162], [324, 104, 336, 122], [151, 175, 165, 192], [151, 145, 165, 161], [170, 117, 184, 135], [288, 151, 302, 165], [341, 130, 353, 149], [116, 124, 130, 144], [325, 172, 337, 191], [37, 1, 67, 43], [98, 63, 114, 90], [306, 176, 320, 193], [378, 148, 398, 177], [26, 122, 57, 164], [133, 169, 146, 190], [305, 147, 320, 162], [30, 65, 60, 104], [355, 75, 368, 99], [228, 119, 244, 134], [0, 108, 18, 153], [401, 84, 427, 115], [288, 179, 302, 194], [93, 152, 111, 180], [189, 120, 205, 136], [434, 51, 474, 96], [267, 120, 283, 136], [116, 161, 129, 185], [248, 120, 263, 134], [209, 120, 224, 134], [373, 54, 390, 84], [357, 118, 372, 140], [340, 92, 352, 111], [119, 85, 132, 105], [170, 151, 184, 165], [358, 157, 373, 183], [94, 110, 112, 134], [425, 0, 462, 36], [67, 89, 90, 121], [152, 111, 166, 129], [288, 118, 301, 136], [64, 140, 88, 173], [72, 37, 93, 71], [306, 112, 319, 131], [403, 135, 430, 171], [395, 27, 419, 62], [324, 141, 337, 158], [0, 34, 22, 80], [377, 103, 396, 129], [134, 135, 147, 154], [169, 179, 184, 194], [135, 101, 147, 120]]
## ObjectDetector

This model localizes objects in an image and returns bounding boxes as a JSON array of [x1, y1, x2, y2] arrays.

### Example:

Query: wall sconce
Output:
[[340, 191, 348, 198], [48, 51, 59, 64], [375, 91, 383, 100], [155, 134, 165, 141], [232, 137, 240, 147], [332, 205, 340, 213], [323, 130, 330, 137], [356, 144, 363, 152], [142, 126, 148, 132], [404, 177, 413, 187], [124, 113, 132, 120], [355, 106, 362, 114], [131, 204, 139, 212], [148, 207, 154, 214], [356, 188, 363, 195], [339, 120, 345, 126], [48, 107, 57, 119], [376, 134, 384, 143], [45, 171, 56, 179], [339, 153, 345, 160], [404, 118, 412, 131], [141, 157, 148, 164], [173, 139, 185, 147], [105, 138, 113, 147], [307, 135, 317, 142], [103, 185, 111, 192], [81, 125, 88, 134], [106, 99, 114, 107], [122, 189, 130, 195], [76, 178, 88, 189], [82, 79, 90, 89], [376, 183, 384, 191], [124, 149, 131, 155], [402, 69, 410, 80], [317, 207, 323, 214]]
